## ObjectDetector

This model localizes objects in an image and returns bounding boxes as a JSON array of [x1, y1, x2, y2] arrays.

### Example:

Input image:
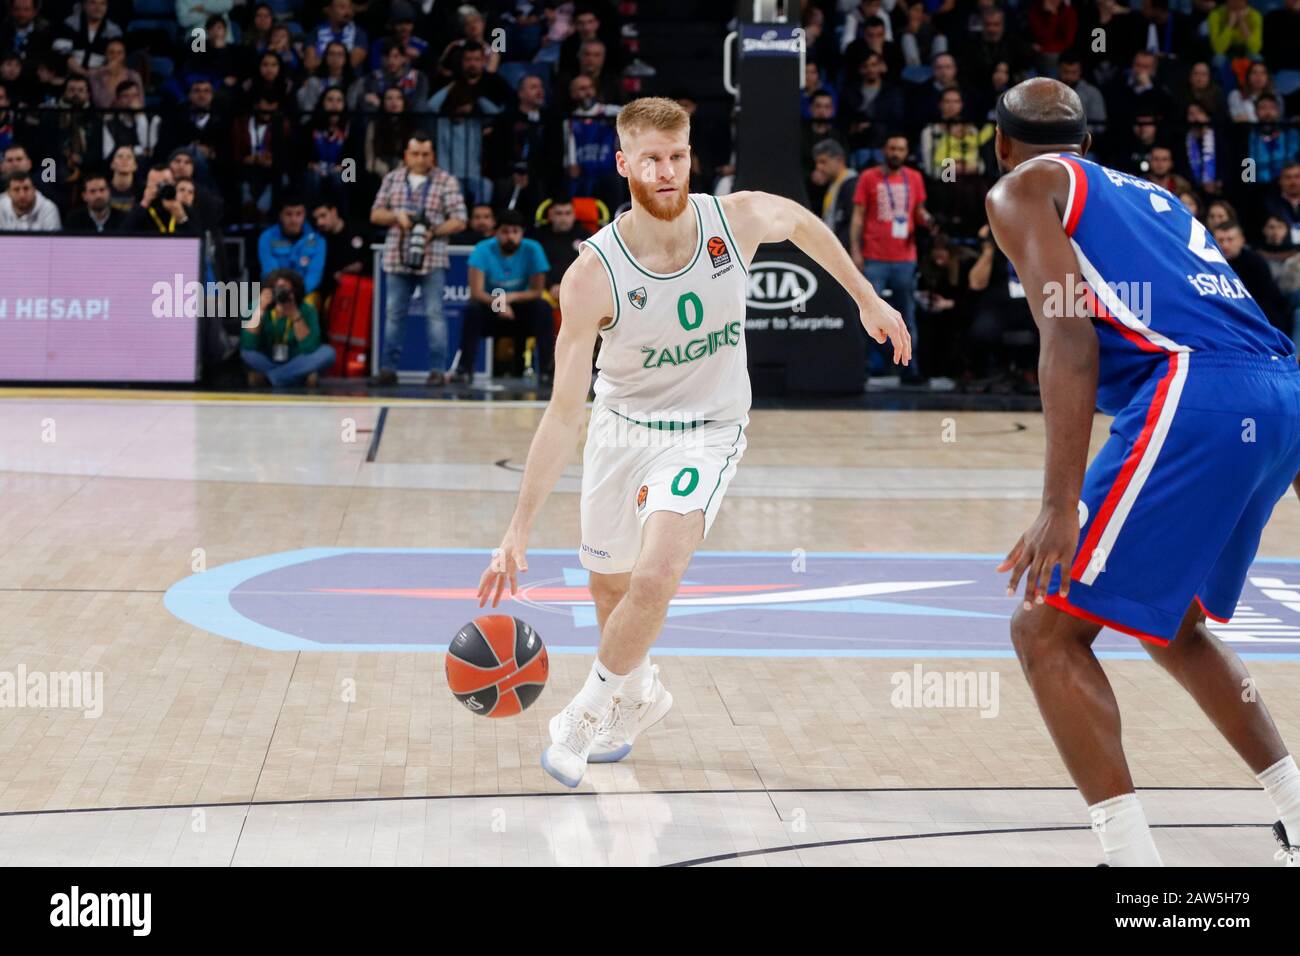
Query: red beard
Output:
[[628, 176, 688, 221]]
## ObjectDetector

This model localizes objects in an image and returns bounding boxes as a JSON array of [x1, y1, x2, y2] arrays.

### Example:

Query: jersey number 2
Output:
[[1187, 216, 1228, 265], [1155, 193, 1227, 266]]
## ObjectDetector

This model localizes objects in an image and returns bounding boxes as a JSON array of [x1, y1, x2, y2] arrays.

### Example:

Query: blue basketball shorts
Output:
[[1046, 352, 1300, 644]]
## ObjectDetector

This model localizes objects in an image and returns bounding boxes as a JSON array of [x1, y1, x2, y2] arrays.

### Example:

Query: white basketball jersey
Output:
[[583, 194, 751, 426]]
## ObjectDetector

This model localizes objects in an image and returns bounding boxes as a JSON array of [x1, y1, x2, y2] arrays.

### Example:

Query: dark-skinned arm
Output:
[[986, 160, 1099, 607]]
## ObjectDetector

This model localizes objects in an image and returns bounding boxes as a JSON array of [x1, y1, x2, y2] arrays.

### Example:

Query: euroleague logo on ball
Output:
[[636, 484, 648, 511]]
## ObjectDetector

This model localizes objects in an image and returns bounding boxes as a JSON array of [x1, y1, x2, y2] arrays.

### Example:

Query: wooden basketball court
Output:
[[1, 391, 1297, 865]]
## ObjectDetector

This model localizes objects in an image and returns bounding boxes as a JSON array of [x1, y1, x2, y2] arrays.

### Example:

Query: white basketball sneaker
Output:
[[589, 666, 674, 763], [540, 701, 614, 788]]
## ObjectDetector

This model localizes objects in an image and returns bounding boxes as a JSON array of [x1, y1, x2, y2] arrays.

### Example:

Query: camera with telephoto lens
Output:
[[404, 212, 430, 269], [274, 287, 295, 306]]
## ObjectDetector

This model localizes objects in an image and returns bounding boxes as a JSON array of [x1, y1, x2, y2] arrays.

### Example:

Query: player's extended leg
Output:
[[1010, 603, 1130, 799], [585, 567, 675, 765], [1010, 602, 1164, 865], [587, 570, 630, 631], [541, 511, 700, 786], [595, 509, 701, 670], [1144, 601, 1300, 861], [1144, 602, 1287, 771]]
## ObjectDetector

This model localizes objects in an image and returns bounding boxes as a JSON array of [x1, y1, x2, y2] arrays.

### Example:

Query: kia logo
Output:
[[761, 29, 778, 41], [746, 261, 817, 310]]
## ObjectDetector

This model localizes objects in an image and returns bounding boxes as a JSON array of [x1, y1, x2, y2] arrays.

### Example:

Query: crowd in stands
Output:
[[0, 0, 1296, 392], [797, 0, 1300, 389]]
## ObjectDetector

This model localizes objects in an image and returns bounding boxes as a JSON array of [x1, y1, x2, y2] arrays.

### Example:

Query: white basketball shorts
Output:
[[578, 404, 747, 574]]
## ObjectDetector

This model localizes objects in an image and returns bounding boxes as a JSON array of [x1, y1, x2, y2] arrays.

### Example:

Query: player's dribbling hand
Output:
[[477, 531, 528, 608], [998, 505, 1079, 610], [860, 296, 912, 367]]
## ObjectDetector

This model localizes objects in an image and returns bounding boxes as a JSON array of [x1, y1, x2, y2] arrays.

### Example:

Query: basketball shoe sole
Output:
[[540, 746, 584, 788], [540, 704, 607, 788]]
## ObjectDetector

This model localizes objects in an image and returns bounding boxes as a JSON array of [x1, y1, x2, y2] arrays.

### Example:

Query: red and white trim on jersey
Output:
[[1024, 154, 1195, 593], [1025, 154, 1191, 354], [1066, 216, 1192, 587], [1072, 242, 1190, 355], [1072, 349, 1189, 587], [1036, 153, 1089, 236]]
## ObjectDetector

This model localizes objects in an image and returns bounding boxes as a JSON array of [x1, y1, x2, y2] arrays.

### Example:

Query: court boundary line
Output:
[[365, 406, 389, 462], [664, 822, 1273, 867], [0, 785, 1264, 820]]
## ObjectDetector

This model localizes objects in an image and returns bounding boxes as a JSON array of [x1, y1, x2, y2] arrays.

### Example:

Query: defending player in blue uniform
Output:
[[986, 77, 1300, 867]]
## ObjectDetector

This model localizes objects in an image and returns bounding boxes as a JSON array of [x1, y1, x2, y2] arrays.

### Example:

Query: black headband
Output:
[[995, 94, 1087, 146]]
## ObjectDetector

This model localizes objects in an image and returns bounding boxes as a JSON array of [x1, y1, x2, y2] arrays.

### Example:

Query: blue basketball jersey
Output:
[[1031, 153, 1295, 414]]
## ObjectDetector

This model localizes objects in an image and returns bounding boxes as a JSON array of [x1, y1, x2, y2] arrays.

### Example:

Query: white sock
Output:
[[1257, 755, 1300, 845], [570, 659, 627, 717], [1089, 793, 1164, 866], [622, 656, 654, 699]]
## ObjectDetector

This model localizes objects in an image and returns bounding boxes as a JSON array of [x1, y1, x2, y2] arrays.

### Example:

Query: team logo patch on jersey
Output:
[[636, 485, 648, 511], [707, 236, 731, 268], [628, 286, 648, 310]]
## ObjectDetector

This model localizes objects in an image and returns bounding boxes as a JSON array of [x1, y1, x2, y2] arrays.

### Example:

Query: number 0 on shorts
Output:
[[671, 467, 699, 496]]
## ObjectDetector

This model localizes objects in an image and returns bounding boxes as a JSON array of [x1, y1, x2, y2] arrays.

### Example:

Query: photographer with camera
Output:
[[368, 131, 467, 387], [122, 169, 200, 236], [240, 268, 337, 389]]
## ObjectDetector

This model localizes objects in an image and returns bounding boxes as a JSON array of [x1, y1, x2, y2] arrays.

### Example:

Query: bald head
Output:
[[1002, 77, 1085, 128], [995, 77, 1091, 171]]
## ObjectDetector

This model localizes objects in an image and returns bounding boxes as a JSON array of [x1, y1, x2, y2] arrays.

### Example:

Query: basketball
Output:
[[445, 615, 549, 718]]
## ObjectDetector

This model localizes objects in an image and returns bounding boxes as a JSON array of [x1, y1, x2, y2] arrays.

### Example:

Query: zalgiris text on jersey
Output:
[[639, 320, 744, 369]]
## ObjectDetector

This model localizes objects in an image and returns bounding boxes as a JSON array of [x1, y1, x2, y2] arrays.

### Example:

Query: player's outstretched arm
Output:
[[477, 247, 609, 607], [986, 160, 1098, 608], [720, 190, 911, 366]]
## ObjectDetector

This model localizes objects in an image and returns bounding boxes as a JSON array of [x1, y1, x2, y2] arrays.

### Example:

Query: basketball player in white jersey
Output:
[[476, 97, 910, 787]]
